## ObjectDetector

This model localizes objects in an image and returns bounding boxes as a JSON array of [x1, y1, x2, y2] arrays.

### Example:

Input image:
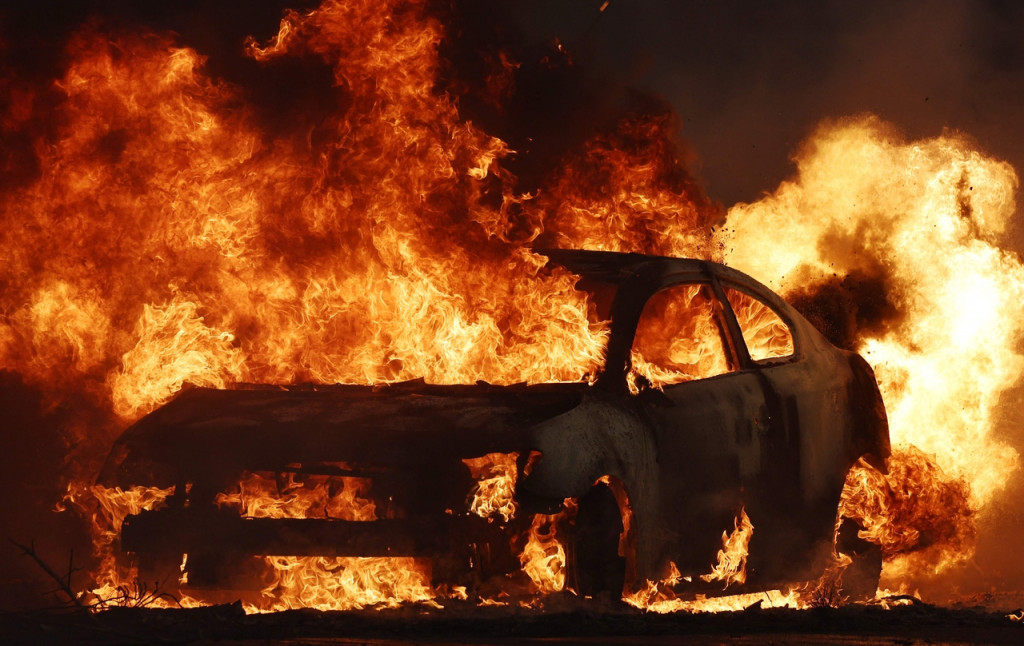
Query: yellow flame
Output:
[[723, 116, 1023, 577], [699, 508, 754, 588], [624, 562, 801, 613], [519, 511, 568, 594], [251, 556, 436, 612], [215, 471, 377, 521], [463, 452, 519, 522]]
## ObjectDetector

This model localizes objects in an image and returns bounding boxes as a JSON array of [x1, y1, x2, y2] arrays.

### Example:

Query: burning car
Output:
[[98, 249, 889, 603]]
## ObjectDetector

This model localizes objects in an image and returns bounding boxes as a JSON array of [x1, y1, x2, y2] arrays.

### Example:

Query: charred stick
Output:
[[8, 539, 83, 607]]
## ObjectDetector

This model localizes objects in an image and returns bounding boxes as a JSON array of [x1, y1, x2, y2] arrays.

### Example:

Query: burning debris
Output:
[[0, 0, 1022, 619]]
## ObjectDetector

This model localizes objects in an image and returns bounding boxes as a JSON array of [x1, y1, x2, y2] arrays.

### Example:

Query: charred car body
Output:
[[99, 250, 889, 599]]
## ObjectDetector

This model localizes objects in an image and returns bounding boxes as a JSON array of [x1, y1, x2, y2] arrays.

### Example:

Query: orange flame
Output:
[[724, 288, 794, 360], [63, 484, 175, 606], [839, 449, 974, 575], [253, 556, 437, 612], [463, 452, 519, 523], [629, 283, 731, 391], [519, 510, 569, 595], [699, 508, 754, 588], [215, 470, 377, 521]]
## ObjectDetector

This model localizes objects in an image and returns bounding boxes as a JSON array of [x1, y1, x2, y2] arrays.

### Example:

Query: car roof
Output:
[[537, 248, 712, 284], [537, 247, 815, 356]]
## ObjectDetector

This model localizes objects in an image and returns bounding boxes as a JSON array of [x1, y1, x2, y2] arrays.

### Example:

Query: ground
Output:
[[2, 596, 1022, 645]]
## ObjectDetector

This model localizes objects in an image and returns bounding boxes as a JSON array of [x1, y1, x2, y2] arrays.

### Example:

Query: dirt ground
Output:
[[2, 595, 1023, 646]]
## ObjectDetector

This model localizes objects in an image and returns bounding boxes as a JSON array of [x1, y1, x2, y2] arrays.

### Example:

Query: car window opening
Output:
[[629, 283, 735, 391], [724, 287, 795, 362]]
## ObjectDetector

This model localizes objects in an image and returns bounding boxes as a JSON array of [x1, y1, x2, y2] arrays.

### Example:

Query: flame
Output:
[[215, 470, 376, 521], [2, 0, 612, 424], [213, 469, 440, 610], [531, 112, 718, 256], [629, 283, 731, 391], [724, 288, 794, 360], [111, 298, 245, 419], [4, 1, 618, 608], [699, 508, 754, 588], [623, 509, 757, 612], [252, 556, 437, 612], [624, 562, 801, 613], [63, 484, 175, 607], [463, 452, 519, 523], [519, 510, 569, 595], [838, 450, 974, 575]]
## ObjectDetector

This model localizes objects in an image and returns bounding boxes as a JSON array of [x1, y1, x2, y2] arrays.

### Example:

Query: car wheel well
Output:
[[569, 476, 633, 598]]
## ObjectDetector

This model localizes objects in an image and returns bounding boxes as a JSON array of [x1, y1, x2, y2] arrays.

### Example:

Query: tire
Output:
[[572, 482, 626, 598]]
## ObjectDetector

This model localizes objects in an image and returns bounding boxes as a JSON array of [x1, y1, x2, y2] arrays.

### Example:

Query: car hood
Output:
[[97, 380, 588, 489]]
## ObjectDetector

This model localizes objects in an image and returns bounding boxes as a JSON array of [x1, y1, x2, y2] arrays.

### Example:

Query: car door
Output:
[[719, 282, 830, 581], [628, 280, 773, 575]]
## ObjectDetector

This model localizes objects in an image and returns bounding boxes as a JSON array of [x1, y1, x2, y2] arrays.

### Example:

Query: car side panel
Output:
[[645, 371, 771, 576], [747, 347, 855, 583]]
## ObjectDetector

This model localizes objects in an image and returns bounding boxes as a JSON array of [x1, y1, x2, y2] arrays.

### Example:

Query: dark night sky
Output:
[[512, 0, 1024, 213]]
